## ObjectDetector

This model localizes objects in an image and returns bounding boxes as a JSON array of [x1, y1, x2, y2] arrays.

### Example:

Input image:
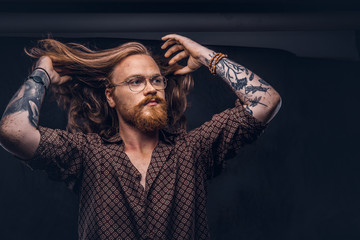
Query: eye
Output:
[[151, 76, 163, 85], [129, 78, 144, 86]]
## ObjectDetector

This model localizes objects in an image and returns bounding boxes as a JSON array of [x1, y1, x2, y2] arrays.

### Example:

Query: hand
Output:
[[35, 56, 71, 85], [161, 34, 213, 75]]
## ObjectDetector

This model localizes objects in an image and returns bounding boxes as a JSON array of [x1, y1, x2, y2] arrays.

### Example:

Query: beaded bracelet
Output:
[[208, 53, 228, 75]]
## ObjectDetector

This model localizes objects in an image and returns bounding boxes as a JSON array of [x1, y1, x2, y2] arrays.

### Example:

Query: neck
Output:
[[118, 121, 159, 154]]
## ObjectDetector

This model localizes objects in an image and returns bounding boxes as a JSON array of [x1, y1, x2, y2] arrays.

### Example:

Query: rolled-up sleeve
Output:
[[188, 99, 267, 178], [21, 126, 94, 190]]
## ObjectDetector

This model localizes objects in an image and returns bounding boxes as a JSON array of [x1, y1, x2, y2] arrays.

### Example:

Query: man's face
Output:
[[105, 54, 167, 132]]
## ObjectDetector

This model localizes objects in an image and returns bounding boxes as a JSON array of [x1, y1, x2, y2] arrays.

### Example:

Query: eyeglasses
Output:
[[110, 75, 167, 92]]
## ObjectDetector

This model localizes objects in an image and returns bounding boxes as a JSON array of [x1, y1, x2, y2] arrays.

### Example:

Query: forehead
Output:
[[112, 54, 160, 82]]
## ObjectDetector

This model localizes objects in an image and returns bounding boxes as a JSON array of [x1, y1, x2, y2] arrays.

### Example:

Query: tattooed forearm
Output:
[[206, 51, 281, 122], [216, 58, 258, 92], [207, 58, 278, 114], [216, 59, 249, 90], [2, 80, 45, 128]]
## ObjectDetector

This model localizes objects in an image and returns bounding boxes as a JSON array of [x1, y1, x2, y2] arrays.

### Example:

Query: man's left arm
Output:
[[213, 55, 281, 123], [161, 34, 281, 124]]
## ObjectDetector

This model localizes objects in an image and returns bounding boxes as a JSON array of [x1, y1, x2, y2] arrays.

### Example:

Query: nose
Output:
[[143, 79, 157, 95]]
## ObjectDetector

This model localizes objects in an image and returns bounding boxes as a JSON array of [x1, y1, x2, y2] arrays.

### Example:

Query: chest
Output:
[[80, 146, 209, 240], [125, 151, 152, 189], [94, 139, 200, 193]]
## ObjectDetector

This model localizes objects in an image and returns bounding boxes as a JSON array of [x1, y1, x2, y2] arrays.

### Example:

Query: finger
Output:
[[162, 34, 201, 58], [161, 34, 186, 43], [174, 66, 194, 75], [168, 51, 188, 65], [164, 44, 184, 58], [57, 75, 72, 85], [161, 39, 177, 50]]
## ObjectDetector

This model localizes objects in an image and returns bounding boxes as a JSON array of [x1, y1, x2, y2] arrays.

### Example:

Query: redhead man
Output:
[[0, 34, 281, 239]]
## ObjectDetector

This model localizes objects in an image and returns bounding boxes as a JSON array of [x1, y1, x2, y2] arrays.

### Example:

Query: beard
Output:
[[120, 95, 168, 132]]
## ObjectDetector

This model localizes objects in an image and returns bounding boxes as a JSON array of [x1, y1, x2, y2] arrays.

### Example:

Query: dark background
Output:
[[1, 0, 360, 239]]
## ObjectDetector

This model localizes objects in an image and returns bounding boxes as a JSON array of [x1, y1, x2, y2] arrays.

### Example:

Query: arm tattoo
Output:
[[246, 96, 268, 108], [2, 80, 45, 127], [216, 59, 248, 90], [245, 105, 253, 114], [213, 57, 271, 111], [249, 72, 254, 81], [259, 78, 270, 86], [245, 85, 269, 94], [207, 53, 275, 116], [229, 77, 248, 90]]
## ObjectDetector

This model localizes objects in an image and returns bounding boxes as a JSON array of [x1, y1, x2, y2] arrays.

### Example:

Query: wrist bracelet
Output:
[[208, 52, 228, 75], [27, 68, 51, 89]]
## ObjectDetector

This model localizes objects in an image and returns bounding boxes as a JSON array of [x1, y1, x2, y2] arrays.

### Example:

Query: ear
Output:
[[105, 88, 116, 108]]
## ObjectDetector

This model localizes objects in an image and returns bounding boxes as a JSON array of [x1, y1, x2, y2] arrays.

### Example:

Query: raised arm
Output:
[[0, 56, 70, 159], [161, 34, 281, 123]]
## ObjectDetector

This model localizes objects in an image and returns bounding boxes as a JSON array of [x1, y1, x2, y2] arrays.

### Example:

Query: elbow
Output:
[[273, 94, 282, 114], [0, 118, 38, 159], [0, 119, 20, 151], [262, 93, 282, 124], [0, 119, 10, 147]]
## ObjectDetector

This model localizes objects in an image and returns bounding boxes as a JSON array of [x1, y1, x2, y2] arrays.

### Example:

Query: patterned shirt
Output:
[[23, 100, 266, 240]]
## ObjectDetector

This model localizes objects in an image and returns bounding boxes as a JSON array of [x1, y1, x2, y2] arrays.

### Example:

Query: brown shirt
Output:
[[24, 100, 266, 240]]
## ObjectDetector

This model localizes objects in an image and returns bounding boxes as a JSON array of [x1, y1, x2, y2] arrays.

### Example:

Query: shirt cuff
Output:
[[234, 99, 268, 132], [20, 126, 53, 171]]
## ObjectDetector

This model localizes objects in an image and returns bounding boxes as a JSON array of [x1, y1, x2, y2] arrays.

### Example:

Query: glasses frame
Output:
[[110, 75, 168, 93]]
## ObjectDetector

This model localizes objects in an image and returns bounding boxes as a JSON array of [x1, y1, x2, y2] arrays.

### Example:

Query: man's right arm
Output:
[[0, 56, 69, 159], [0, 76, 44, 159]]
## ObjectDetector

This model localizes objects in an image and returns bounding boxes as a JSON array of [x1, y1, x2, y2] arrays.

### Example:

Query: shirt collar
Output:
[[101, 125, 185, 144], [102, 133, 123, 143]]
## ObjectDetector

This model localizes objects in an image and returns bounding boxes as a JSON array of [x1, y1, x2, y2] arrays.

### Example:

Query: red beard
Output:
[[121, 95, 168, 132]]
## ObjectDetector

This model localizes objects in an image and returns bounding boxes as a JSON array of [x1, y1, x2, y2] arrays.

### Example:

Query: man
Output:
[[0, 34, 281, 239]]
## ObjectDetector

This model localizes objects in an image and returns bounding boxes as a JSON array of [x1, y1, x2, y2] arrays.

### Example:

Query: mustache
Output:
[[138, 95, 166, 107]]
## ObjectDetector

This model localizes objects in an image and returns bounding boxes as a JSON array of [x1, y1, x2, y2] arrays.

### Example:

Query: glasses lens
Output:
[[151, 76, 167, 90], [128, 77, 146, 92]]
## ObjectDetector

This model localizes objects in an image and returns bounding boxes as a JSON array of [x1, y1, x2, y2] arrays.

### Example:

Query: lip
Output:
[[146, 99, 158, 106]]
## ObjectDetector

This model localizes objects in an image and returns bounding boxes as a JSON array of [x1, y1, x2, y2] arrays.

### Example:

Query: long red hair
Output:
[[26, 39, 193, 138]]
